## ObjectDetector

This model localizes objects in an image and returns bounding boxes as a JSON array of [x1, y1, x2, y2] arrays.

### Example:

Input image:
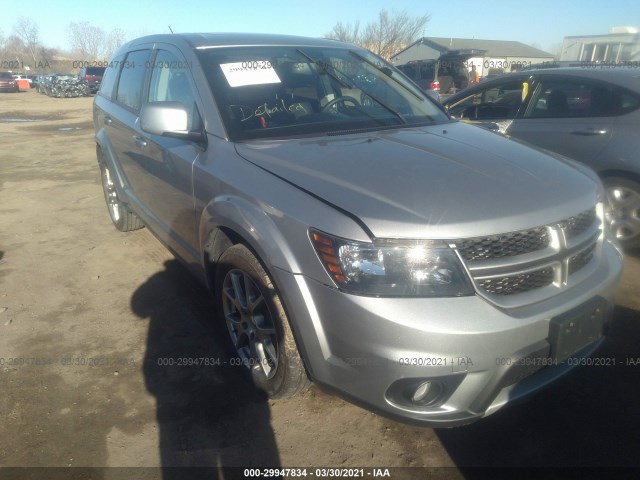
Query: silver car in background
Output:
[[93, 34, 622, 426], [443, 67, 640, 248]]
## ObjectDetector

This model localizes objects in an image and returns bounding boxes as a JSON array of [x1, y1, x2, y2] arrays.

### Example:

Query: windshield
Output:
[[196, 46, 448, 140]]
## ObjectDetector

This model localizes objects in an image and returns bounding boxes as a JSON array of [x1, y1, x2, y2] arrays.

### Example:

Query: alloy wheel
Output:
[[221, 269, 278, 380], [101, 165, 121, 222]]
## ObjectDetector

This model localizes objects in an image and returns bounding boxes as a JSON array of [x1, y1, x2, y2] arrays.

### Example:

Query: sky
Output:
[[2, 0, 639, 55]]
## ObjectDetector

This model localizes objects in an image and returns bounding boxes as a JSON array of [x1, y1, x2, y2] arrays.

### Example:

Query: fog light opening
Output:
[[412, 382, 431, 403], [386, 376, 464, 411], [409, 380, 443, 406]]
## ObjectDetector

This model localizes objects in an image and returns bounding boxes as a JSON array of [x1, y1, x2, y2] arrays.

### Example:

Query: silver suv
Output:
[[93, 33, 623, 426]]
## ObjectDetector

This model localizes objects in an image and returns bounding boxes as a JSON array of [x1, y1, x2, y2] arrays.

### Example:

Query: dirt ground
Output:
[[1, 91, 639, 478]]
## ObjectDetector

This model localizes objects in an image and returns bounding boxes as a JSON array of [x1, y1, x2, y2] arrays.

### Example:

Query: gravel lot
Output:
[[1, 91, 639, 478]]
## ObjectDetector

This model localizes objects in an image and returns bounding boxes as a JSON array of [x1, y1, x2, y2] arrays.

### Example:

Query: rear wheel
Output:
[[216, 244, 310, 398], [98, 159, 143, 232], [603, 176, 640, 248]]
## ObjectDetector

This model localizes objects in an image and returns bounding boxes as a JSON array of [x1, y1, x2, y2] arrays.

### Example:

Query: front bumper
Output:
[[274, 240, 623, 427]]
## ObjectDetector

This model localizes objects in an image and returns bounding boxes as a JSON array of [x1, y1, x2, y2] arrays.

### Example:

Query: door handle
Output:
[[570, 128, 607, 136], [103, 115, 112, 125], [133, 135, 148, 148]]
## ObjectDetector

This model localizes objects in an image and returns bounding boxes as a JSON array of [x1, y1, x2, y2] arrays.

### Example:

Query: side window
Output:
[[447, 92, 482, 117], [148, 50, 200, 130], [616, 88, 640, 115], [525, 79, 636, 118], [447, 80, 525, 120], [115, 49, 150, 112]]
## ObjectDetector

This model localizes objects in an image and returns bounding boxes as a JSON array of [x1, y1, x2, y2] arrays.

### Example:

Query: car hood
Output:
[[234, 122, 600, 239]]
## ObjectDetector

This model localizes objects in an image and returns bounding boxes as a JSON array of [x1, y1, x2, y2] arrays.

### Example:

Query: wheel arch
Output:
[[95, 130, 129, 202], [199, 195, 304, 293]]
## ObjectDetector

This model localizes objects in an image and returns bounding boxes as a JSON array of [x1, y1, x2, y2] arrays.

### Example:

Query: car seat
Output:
[[546, 89, 568, 116]]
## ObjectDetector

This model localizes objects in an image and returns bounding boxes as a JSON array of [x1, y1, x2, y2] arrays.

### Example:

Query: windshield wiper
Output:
[[295, 49, 408, 125]]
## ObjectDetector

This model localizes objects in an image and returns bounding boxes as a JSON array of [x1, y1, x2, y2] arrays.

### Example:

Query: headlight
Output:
[[310, 229, 474, 297]]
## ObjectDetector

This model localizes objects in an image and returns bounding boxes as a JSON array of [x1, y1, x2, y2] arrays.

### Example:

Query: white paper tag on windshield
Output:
[[220, 61, 281, 87]]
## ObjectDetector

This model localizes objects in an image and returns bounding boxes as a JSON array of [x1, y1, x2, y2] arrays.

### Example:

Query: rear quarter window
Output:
[[98, 61, 121, 99]]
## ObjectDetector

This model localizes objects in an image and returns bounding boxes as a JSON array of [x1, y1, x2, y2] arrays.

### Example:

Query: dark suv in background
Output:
[[397, 52, 478, 99], [79, 66, 106, 94]]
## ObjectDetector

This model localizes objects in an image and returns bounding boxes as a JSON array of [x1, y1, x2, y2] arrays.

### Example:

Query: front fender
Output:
[[194, 144, 374, 291], [199, 194, 303, 276]]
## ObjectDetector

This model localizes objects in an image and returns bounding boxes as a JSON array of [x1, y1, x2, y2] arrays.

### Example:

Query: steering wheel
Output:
[[321, 95, 361, 112]]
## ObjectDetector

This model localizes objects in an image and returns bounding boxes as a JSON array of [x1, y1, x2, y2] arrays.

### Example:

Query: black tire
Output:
[[603, 176, 640, 248], [216, 244, 310, 398], [98, 158, 143, 232]]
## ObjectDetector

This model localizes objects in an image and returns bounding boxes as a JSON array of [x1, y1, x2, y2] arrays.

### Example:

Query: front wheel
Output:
[[603, 176, 640, 248], [216, 244, 310, 398]]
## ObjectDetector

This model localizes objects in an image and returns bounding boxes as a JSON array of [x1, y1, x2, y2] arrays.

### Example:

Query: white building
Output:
[[559, 27, 640, 63]]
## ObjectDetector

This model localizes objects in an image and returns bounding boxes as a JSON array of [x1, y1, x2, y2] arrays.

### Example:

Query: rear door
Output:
[[509, 75, 614, 163], [106, 48, 153, 216]]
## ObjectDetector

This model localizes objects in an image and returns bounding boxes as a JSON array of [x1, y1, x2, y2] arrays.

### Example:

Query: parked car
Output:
[[37, 74, 54, 95], [0, 71, 19, 92], [79, 66, 106, 94], [442, 67, 640, 248], [27, 74, 38, 88], [396, 51, 480, 99], [48, 73, 88, 97], [94, 33, 622, 427], [11, 74, 32, 87]]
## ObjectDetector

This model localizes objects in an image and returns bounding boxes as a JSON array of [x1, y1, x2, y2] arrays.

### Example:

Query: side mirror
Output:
[[140, 102, 204, 142]]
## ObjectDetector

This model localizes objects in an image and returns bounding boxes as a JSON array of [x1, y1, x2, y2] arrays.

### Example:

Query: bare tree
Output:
[[68, 22, 128, 61], [327, 20, 360, 44], [68, 21, 107, 60], [3, 35, 26, 63], [326, 9, 430, 61], [105, 28, 127, 59], [37, 46, 58, 72], [13, 16, 40, 68]]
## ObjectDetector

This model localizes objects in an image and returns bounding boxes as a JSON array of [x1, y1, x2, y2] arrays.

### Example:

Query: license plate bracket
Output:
[[548, 296, 608, 363]]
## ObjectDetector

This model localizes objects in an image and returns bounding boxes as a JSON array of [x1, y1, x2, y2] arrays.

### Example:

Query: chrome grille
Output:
[[457, 207, 600, 298], [562, 208, 597, 239], [568, 243, 596, 275], [477, 268, 554, 296], [457, 227, 549, 261]]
